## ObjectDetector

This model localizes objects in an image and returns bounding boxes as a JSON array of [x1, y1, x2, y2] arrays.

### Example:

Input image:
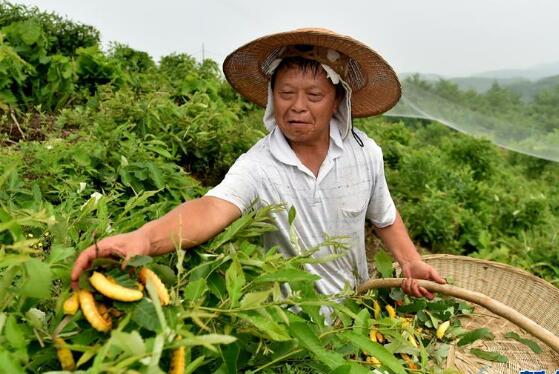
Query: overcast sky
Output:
[[13, 0, 559, 77]]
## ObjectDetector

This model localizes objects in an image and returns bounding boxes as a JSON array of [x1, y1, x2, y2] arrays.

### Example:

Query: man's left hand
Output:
[[400, 260, 446, 300]]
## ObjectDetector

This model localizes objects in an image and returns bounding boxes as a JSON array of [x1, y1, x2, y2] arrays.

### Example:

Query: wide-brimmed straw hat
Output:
[[223, 28, 401, 117]]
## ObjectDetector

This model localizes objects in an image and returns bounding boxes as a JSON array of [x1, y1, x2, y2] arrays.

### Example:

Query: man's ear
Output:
[[333, 84, 345, 113], [333, 95, 342, 114]]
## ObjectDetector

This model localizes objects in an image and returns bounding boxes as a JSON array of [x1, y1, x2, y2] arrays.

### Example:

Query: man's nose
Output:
[[291, 93, 307, 112]]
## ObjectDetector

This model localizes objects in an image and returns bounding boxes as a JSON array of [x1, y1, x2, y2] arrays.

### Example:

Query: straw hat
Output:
[[223, 28, 401, 118]]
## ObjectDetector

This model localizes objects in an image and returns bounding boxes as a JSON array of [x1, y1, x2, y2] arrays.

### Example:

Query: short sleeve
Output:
[[365, 144, 397, 228], [205, 154, 259, 214]]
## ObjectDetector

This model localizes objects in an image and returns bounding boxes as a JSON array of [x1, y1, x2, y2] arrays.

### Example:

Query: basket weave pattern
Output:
[[421, 255, 559, 373]]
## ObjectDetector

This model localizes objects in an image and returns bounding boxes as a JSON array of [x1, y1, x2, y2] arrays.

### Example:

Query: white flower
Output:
[[77, 182, 87, 193], [91, 192, 103, 204], [81, 192, 104, 210]]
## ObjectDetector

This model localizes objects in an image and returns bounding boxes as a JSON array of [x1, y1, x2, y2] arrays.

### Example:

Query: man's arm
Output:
[[71, 196, 240, 287], [141, 196, 241, 255], [374, 211, 446, 299]]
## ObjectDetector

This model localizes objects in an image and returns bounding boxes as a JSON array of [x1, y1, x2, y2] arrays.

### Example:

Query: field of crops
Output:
[[0, 3, 558, 373]]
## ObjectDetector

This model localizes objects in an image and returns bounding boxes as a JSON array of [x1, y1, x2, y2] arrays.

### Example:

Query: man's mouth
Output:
[[288, 120, 310, 125]]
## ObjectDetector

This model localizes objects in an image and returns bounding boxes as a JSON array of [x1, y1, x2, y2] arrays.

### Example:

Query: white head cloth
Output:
[[263, 57, 353, 140]]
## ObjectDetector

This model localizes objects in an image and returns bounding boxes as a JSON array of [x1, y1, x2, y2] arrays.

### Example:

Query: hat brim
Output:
[[223, 28, 401, 118]]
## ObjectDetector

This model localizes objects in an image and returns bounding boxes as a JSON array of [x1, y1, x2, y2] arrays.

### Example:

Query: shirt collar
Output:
[[268, 120, 344, 169]]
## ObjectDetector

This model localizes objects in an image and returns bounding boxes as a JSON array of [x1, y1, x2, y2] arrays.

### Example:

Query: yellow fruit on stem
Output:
[[96, 302, 110, 321], [54, 337, 75, 371], [373, 300, 381, 320], [365, 356, 381, 367], [139, 267, 170, 306], [386, 305, 397, 319], [401, 353, 418, 370], [169, 337, 185, 374], [78, 289, 112, 332], [369, 328, 377, 342], [408, 334, 418, 348], [89, 272, 143, 302], [63, 292, 79, 315], [436, 320, 450, 339]]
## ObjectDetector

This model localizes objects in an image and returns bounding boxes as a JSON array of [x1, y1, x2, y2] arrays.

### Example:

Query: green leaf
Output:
[[426, 300, 453, 311], [238, 311, 291, 341], [289, 322, 346, 370], [239, 290, 271, 309], [182, 334, 237, 352], [333, 363, 370, 374], [76, 347, 98, 368], [225, 257, 245, 308], [0, 351, 25, 374], [397, 299, 427, 313], [457, 328, 495, 346], [470, 348, 508, 363], [5, 315, 26, 349], [352, 308, 370, 337], [0, 207, 23, 241], [47, 245, 75, 264], [184, 278, 208, 301], [185, 355, 206, 374], [288, 205, 296, 225], [254, 268, 321, 283], [341, 331, 407, 374], [132, 298, 161, 332], [207, 272, 227, 301], [147, 162, 165, 189], [20, 258, 52, 298], [222, 342, 240, 374], [374, 250, 394, 278], [126, 255, 153, 267], [111, 330, 145, 356], [504, 331, 542, 353], [150, 263, 176, 286]]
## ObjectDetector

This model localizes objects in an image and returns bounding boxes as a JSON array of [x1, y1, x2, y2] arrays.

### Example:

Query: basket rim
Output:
[[420, 254, 559, 294]]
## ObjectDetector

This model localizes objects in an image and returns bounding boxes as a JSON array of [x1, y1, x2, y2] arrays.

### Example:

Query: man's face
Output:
[[272, 66, 340, 145]]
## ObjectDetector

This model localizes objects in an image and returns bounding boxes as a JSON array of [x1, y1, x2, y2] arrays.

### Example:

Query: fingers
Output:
[[70, 238, 127, 287], [419, 285, 435, 300], [71, 246, 96, 289], [401, 278, 422, 298], [429, 269, 447, 284], [402, 277, 436, 300]]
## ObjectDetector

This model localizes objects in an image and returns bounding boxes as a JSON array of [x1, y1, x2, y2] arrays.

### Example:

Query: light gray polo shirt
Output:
[[205, 123, 396, 295]]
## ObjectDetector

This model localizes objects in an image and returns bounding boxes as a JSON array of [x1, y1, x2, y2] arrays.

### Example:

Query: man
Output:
[[71, 28, 445, 299]]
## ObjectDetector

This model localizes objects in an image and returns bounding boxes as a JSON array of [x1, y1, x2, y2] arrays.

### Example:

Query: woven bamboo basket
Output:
[[360, 254, 559, 373]]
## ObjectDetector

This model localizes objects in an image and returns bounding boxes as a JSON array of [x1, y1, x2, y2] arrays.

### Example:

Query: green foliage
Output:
[[0, 1, 99, 55], [360, 117, 559, 280], [75, 45, 125, 95]]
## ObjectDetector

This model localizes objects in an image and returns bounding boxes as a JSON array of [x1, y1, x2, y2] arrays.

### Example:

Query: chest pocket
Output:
[[335, 181, 371, 235]]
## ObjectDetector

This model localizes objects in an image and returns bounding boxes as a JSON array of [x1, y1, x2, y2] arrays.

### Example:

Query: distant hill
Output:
[[449, 77, 528, 93], [474, 61, 559, 81], [398, 73, 529, 93], [505, 75, 559, 100], [399, 61, 559, 101]]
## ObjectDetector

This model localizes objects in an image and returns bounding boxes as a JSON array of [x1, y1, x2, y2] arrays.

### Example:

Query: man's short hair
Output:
[[270, 56, 345, 100]]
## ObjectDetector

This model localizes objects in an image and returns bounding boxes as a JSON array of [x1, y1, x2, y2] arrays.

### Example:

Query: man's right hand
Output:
[[70, 229, 151, 289]]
